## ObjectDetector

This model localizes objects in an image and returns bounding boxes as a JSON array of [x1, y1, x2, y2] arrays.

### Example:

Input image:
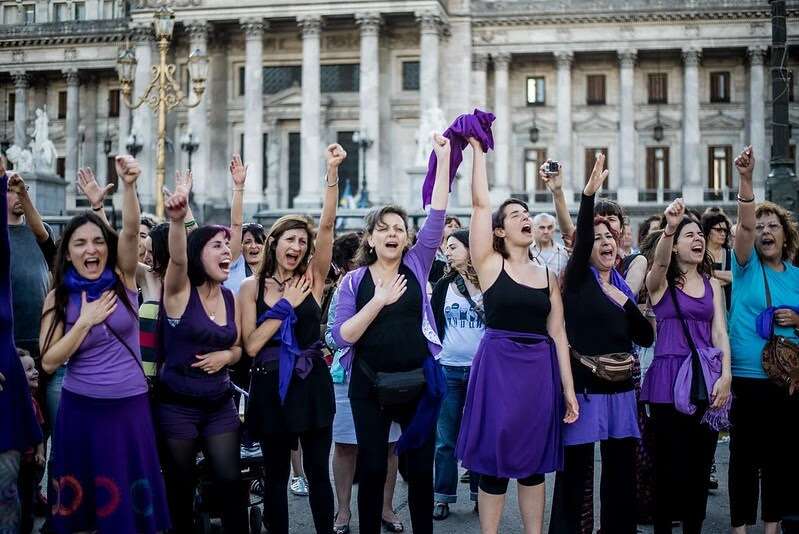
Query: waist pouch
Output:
[[156, 382, 233, 410], [359, 359, 426, 406], [571, 348, 635, 383]]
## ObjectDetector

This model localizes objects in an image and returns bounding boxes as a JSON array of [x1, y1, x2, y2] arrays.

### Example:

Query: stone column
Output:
[[132, 24, 155, 209], [295, 15, 322, 208], [185, 21, 211, 202], [681, 47, 702, 205], [618, 49, 637, 204], [12, 71, 29, 148], [471, 53, 488, 110], [117, 90, 130, 156], [748, 45, 767, 198], [64, 69, 80, 184], [492, 52, 511, 202], [356, 13, 381, 204], [82, 75, 98, 172], [206, 30, 231, 206], [417, 11, 441, 116], [555, 51, 574, 198], [241, 18, 265, 208]]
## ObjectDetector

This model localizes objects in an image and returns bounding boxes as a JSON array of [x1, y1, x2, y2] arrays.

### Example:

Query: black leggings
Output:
[[548, 438, 637, 534], [650, 404, 717, 534], [162, 431, 247, 534], [260, 425, 334, 534], [478, 473, 544, 496], [728, 378, 791, 527], [351, 396, 434, 534]]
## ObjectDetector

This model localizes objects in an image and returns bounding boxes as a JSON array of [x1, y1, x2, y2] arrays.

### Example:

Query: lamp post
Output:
[[653, 108, 664, 142], [180, 130, 199, 171], [115, 6, 208, 218], [103, 131, 118, 228], [352, 130, 373, 209], [126, 133, 143, 158]]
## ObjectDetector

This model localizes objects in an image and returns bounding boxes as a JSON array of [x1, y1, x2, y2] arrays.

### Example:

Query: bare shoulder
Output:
[[238, 276, 257, 298], [709, 277, 723, 296]]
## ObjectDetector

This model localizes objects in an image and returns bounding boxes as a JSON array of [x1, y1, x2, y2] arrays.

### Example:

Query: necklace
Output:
[[270, 275, 293, 291], [201, 288, 221, 321]]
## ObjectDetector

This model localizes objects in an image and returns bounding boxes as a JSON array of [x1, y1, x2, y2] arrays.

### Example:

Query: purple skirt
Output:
[[562, 391, 640, 446], [49, 389, 170, 534], [641, 353, 688, 404], [456, 328, 563, 478]]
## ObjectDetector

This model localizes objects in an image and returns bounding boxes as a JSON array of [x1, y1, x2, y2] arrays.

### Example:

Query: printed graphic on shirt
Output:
[[444, 300, 484, 330]]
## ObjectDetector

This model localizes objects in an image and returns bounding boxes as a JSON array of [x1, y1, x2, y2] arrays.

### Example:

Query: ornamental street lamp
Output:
[[180, 130, 199, 171], [126, 133, 143, 158], [352, 130, 373, 209], [116, 6, 208, 217], [653, 109, 665, 142]]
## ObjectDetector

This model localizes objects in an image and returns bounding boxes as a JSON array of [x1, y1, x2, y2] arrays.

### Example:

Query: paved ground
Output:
[[280, 439, 759, 534]]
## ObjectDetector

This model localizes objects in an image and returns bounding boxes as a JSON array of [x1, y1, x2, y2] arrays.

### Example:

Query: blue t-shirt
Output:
[[729, 248, 799, 378], [223, 254, 247, 295]]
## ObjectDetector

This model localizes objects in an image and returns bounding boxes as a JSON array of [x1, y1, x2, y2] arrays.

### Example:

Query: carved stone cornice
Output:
[[416, 10, 443, 36], [492, 52, 511, 69], [682, 47, 701, 67], [0, 19, 130, 48], [240, 18, 266, 40], [130, 22, 155, 44], [298, 15, 322, 38], [618, 49, 637, 68], [184, 20, 211, 42], [554, 50, 574, 69], [747, 45, 767, 66], [472, 52, 489, 71], [12, 71, 30, 89], [63, 69, 80, 86], [355, 13, 382, 37]]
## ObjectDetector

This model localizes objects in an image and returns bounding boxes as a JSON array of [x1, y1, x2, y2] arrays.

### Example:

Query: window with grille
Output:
[[58, 92, 67, 119], [648, 73, 668, 104], [56, 157, 66, 178], [336, 131, 359, 198], [74, 1, 85, 20], [108, 89, 120, 118], [708, 146, 733, 190], [584, 148, 609, 187], [710, 72, 730, 103], [54, 3, 68, 22], [239, 66, 245, 96], [524, 149, 547, 192], [645, 147, 670, 190], [526, 77, 545, 106], [263, 66, 302, 95], [321, 64, 359, 93], [586, 75, 606, 105], [402, 61, 420, 91], [288, 132, 301, 208], [7, 93, 15, 121], [23, 3, 34, 23]]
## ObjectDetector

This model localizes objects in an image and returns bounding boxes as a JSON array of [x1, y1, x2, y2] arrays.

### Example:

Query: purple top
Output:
[[63, 287, 148, 399], [160, 286, 237, 399], [330, 208, 446, 370], [641, 277, 714, 404], [0, 173, 43, 454], [421, 109, 495, 208]]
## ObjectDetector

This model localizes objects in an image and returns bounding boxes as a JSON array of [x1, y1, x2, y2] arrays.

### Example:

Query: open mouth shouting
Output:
[[521, 223, 532, 235], [285, 251, 301, 266], [599, 246, 615, 261], [83, 257, 103, 276], [219, 259, 231, 274], [690, 241, 705, 257], [385, 240, 400, 250]]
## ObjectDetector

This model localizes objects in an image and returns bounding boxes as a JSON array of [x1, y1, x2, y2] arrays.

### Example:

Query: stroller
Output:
[[193, 384, 265, 534]]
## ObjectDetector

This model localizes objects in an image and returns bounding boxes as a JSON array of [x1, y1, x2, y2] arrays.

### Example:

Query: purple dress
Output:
[[641, 278, 714, 404]]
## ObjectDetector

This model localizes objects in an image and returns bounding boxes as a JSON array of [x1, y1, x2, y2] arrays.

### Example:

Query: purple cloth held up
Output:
[[421, 109, 496, 208], [756, 305, 799, 340]]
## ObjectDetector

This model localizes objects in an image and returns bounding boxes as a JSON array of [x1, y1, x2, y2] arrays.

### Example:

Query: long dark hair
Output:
[[187, 225, 232, 287], [149, 222, 170, 279], [257, 215, 316, 289], [700, 210, 732, 249], [355, 205, 410, 266], [562, 216, 619, 291], [491, 198, 530, 259], [41, 212, 135, 355], [666, 216, 714, 288], [443, 229, 480, 289]]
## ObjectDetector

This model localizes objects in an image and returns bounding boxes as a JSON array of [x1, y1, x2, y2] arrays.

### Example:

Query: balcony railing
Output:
[[638, 189, 681, 203], [0, 18, 128, 40], [703, 188, 737, 202]]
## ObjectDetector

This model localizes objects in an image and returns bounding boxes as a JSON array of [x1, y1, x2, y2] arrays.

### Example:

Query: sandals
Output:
[[334, 511, 351, 534], [432, 502, 450, 521], [382, 518, 405, 532]]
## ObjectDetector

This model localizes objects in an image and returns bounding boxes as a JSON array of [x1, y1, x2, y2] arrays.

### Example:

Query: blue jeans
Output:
[[434, 365, 477, 503]]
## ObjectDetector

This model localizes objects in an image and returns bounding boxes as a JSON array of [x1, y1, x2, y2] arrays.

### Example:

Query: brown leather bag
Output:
[[571, 348, 635, 383], [759, 262, 799, 389]]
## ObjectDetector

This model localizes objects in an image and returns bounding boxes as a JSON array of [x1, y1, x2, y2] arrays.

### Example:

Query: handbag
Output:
[[759, 262, 799, 389], [669, 284, 709, 408], [359, 359, 426, 406], [571, 348, 635, 382]]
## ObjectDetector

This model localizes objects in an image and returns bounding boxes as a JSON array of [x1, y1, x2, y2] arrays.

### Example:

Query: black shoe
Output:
[[382, 518, 405, 532], [460, 471, 471, 483], [432, 502, 450, 521], [708, 463, 719, 491]]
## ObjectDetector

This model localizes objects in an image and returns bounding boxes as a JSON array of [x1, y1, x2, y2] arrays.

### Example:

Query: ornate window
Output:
[[321, 64, 359, 93], [648, 73, 668, 104], [526, 77, 545, 106], [584, 148, 609, 188], [402, 61, 420, 91], [586, 75, 606, 105], [263, 66, 302, 95], [708, 145, 733, 190], [710, 72, 731, 103]]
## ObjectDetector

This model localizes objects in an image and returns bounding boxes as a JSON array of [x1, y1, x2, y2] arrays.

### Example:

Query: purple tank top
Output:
[[159, 286, 237, 398], [652, 277, 714, 356], [63, 287, 148, 399]]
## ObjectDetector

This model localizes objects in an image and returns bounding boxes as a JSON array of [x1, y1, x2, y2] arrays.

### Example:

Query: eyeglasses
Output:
[[711, 226, 729, 234], [755, 223, 783, 233]]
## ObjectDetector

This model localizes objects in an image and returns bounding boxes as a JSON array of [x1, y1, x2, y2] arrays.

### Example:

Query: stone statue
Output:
[[30, 108, 58, 174], [414, 106, 447, 166], [6, 144, 34, 173]]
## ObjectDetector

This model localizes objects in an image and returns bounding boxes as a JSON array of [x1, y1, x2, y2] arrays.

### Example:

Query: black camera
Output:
[[546, 161, 559, 174]]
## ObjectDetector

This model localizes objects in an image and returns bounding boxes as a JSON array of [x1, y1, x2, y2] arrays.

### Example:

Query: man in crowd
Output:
[[530, 212, 569, 277]]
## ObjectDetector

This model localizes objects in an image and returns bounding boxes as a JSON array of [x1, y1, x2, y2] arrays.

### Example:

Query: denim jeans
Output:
[[0, 450, 21, 534], [434, 365, 477, 503]]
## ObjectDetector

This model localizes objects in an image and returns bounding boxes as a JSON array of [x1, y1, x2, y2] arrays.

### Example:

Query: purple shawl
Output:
[[421, 109, 496, 208], [590, 266, 637, 306]]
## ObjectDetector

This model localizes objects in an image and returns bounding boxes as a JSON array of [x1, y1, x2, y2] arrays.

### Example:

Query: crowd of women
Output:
[[1, 108, 799, 534]]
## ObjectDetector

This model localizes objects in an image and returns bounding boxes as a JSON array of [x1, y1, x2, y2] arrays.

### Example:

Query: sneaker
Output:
[[708, 464, 719, 491], [290, 476, 309, 496]]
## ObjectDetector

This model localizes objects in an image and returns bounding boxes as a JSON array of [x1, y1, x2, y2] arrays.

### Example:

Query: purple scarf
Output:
[[421, 109, 496, 208], [673, 346, 731, 431], [63, 266, 116, 301], [590, 266, 637, 306], [756, 305, 799, 339]]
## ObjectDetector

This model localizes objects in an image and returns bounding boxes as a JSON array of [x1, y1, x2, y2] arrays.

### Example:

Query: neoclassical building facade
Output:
[[0, 0, 797, 221]]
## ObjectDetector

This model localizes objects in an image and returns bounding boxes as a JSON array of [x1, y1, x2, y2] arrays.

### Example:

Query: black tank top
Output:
[[257, 278, 321, 349], [483, 261, 550, 335]]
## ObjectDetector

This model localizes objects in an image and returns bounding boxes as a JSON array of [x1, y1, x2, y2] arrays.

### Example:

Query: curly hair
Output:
[[701, 210, 732, 249], [755, 201, 799, 263]]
